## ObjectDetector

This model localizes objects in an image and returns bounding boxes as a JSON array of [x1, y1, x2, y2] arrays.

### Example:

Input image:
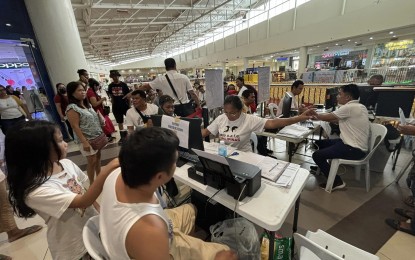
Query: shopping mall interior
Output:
[[1, 0, 415, 259]]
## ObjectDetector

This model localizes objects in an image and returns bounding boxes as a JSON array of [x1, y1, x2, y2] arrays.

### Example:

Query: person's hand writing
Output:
[[214, 250, 238, 260], [397, 124, 415, 136]]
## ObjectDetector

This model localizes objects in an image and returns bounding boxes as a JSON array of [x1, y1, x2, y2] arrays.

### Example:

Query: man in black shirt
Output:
[[108, 70, 130, 144]]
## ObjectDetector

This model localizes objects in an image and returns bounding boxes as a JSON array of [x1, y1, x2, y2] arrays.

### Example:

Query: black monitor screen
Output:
[[358, 85, 378, 109], [281, 92, 293, 118], [375, 90, 415, 117], [151, 115, 204, 152], [325, 87, 339, 110]]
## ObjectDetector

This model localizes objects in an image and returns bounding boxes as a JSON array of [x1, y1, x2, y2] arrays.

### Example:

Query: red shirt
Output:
[[86, 88, 104, 115], [54, 94, 69, 115]]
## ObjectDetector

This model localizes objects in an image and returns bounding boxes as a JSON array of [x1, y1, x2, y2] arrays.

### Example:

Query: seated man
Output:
[[99, 127, 236, 260], [312, 84, 370, 191], [276, 80, 308, 117], [125, 90, 162, 133]]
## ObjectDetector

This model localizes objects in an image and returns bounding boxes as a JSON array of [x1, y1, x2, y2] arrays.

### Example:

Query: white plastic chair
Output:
[[294, 230, 379, 260], [325, 123, 387, 193], [250, 132, 258, 153], [82, 216, 110, 260], [268, 103, 278, 118]]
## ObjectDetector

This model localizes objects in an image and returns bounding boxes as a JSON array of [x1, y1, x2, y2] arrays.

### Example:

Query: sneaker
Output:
[[319, 181, 346, 191], [309, 166, 319, 175]]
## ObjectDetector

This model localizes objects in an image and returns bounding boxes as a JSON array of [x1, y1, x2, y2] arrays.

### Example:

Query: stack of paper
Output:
[[278, 124, 310, 137], [257, 156, 289, 182], [275, 163, 300, 187]]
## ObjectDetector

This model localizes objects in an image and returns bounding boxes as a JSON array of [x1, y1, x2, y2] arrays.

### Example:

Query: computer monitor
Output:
[[375, 88, 415, 117], [325, 87, 339, 110], [358, 85, 378, 109], [150, 115, 204, 152], [280, 92, 293, 118]]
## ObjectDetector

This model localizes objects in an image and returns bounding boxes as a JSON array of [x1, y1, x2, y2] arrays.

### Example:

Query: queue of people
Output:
[[1, 63, 414, 260]]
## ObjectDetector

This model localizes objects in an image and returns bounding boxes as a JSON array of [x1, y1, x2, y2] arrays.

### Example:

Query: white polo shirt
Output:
[[332, 100, 369, 152], [125, 103, 160, 129], [149, 70, 193, 105]]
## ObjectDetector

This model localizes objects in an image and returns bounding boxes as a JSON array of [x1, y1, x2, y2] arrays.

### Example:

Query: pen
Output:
[[269, 163, 278, 172]]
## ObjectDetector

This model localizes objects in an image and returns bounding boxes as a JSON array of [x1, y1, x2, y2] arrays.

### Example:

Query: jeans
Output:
[[312, 139, 366, 184]]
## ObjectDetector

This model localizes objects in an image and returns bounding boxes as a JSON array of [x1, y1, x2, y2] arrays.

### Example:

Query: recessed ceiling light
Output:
[[389, 31, 394, 34], [5, 23, 11, 27], [317, 46, 320, 47], [369, 37, 373, 40], [310, 48, 313, 51], [347, 39, 351, 42], [392, 35, 397, 38], [335, 43, 339, 46], [354, 41, 358, 44]]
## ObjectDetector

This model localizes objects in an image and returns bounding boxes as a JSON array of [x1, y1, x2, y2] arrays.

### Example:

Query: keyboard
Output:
[[299, 120, 315, 129], [177, 151, 200, 167]]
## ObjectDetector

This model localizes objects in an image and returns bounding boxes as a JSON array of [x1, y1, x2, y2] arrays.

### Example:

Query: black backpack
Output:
[[384, 124, 401, 152]]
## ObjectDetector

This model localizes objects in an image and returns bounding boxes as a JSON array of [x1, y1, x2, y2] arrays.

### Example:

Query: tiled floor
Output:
[[1, 130, 415, 259]]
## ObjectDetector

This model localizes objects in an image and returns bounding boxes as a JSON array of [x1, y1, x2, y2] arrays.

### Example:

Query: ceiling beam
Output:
[[71, 3, 250, 11]]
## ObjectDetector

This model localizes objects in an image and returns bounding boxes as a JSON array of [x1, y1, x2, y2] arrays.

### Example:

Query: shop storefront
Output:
[[1, 0, 67, 138], [312, 49, 368, 70], [372, 39, 415, 67]]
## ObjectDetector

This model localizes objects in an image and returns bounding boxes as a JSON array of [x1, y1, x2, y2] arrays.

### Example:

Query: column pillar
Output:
[[222, 62, 227, 81], [297, 46, 308, 78], [24, 0, 88, 86], [243, 58, 250, 70]]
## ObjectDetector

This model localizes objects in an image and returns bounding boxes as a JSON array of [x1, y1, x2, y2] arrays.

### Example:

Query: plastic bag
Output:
[[260, 232, 292, 260], [210, 218, 260, 260]]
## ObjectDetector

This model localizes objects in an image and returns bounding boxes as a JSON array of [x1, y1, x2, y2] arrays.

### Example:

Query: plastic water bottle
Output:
[[218, 140, 228, 157]]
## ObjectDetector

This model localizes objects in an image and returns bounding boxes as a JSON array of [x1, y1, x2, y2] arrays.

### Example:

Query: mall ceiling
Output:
[[71, 0, 264, 65]]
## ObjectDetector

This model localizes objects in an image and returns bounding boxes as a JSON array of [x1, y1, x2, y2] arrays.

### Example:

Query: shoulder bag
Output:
[[165, 75, 195, 117], [89, 132, 108, 150], [135, 107, 151, 124]]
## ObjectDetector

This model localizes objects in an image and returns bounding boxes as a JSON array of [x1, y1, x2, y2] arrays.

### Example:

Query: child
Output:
[[6, 120, 119, 260]]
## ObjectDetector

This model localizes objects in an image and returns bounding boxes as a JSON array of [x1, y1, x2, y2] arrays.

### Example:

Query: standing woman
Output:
[[77, 69, 89, 89], [54, 83, 74, 140], [87, 78, 116, 142], [66, 81, 106, 184], [0, 84, 31, 135]]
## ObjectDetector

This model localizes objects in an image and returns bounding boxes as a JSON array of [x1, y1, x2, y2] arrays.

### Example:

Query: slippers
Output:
[[385, 219, 415, 236], [0, 254, 12, 260], [394, 208, 414, 219], [404, 196, 415, 208], [8, 225, 43, 243]]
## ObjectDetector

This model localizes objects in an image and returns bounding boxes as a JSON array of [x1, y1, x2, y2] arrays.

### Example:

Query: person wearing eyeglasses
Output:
[[202, 95, 314, 152]]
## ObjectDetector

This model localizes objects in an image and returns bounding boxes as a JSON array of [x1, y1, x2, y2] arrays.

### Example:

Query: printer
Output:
[[190, 149, 261, 201]]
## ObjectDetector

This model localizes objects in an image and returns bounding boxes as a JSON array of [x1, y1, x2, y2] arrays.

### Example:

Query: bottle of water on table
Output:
[[218, 140, 228, 157]]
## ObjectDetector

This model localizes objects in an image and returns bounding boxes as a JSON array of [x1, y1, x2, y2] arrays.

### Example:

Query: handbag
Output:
[[103, 101, 111, 116], [165, 75, 195, 117], [89, 133, 108, 150]]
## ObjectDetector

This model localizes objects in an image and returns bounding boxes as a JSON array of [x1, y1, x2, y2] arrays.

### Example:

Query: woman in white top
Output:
[[0, 84, 31, 134], [6, 120, 119, 260], [202, 95, 313, 152]]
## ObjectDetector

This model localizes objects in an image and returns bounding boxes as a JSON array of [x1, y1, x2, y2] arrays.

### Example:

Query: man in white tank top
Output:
[[100, 127, 236, 260]]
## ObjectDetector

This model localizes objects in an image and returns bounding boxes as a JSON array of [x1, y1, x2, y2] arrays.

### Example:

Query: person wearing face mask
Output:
[[54, 83, 74, 140]]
